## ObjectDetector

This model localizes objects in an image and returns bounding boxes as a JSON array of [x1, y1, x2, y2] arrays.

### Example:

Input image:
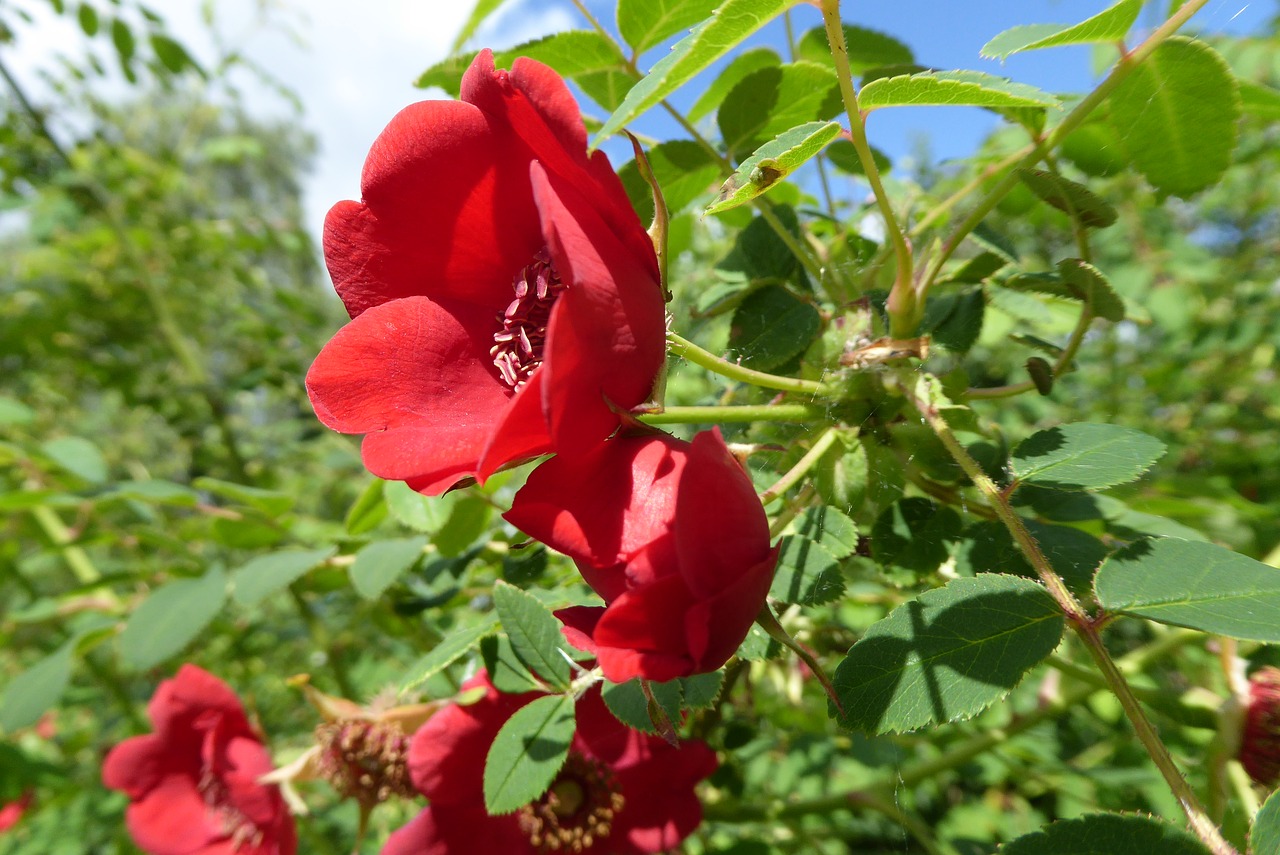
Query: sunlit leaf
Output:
[[349, 537, 427, 600], [859, 70, 1059, 110], [618, 0, 719, 53], [1001, 812, 1211, 854], [706, 121, 841, 214], [484, 694, 574, 814], [981, 0, 1143, 60], [1012, 423, 1164, 491], [232, 547, 337, 606], [493, 580, 570, 690]]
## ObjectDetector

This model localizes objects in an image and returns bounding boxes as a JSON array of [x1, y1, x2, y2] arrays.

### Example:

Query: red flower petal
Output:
[[381, 804, 528, 855], [591, 575, 701, 683]]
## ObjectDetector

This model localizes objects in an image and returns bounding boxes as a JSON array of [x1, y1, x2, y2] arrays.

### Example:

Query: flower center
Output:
[[517, 753, 625, 853], [491, 248, 565, 392], [315, 720, 415, 808], [198, 766, 264, 850]]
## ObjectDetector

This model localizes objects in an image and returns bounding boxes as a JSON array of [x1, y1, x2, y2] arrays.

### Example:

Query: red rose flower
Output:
[[504, 428, 778, 683], [1241, 666, 1280, 786], [306, 50, 666, 495], [382, 672, 716, 854], [102, 665, 296, 855]]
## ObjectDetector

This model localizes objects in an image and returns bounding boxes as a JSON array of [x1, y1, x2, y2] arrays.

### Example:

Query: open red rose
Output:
[[306, 50, 666, 495], [504, 428, 779, 683], [102, 665, 296, 855], [382, 671, 716, 855]]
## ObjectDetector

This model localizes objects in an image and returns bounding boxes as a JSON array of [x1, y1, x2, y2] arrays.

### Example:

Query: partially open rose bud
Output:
[[1240, 667, 1280, 786]]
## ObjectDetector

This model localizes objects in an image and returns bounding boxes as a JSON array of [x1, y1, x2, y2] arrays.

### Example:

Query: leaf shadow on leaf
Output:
[[1013, 426, 1067, 460]]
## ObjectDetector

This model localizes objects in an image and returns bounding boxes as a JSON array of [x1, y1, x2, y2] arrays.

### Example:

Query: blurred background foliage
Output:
[[1, 0, 1279, 852]]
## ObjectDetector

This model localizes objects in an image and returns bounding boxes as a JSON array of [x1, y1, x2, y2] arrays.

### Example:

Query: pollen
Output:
[[517, 752, 625, 853], [491, 248, 565, 391]]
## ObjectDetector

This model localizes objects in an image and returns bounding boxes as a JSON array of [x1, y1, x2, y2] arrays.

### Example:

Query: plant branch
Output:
[[759, 428, 840, 505], [667, 334, 831, 396], [636, 403, 828, 425]]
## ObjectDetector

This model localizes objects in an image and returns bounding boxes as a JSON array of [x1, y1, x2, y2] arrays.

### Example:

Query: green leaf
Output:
[[597, 0, 801, 141], [1011, 423, 1165, 491], [349, 537, 427, 600], [194, 477, 294, 517], [1108, 37, 1240, 198], [688, 47, 780, 122], [431, 496, 491, 557], [727, 285, 821, 371], [401, 619, 498, 691], [1253, 789, 1280, 855], [681, 671, 725, 709], [980, 0, 1143, 60], [482, 634, 548, 694], [790, 505, 859, 557], [601, 679, 683, 734], [0, 396, 35, 426], [814, 435, 870, 513], [1016, 168, 1117, 228], [0, 641, 75, 732], [831, 575, 1064, 733], [383, 479, 450, 532], [618, 0, 719, 53], [706, 121, 842, 215], [797, 24, 914, 73], [420, 31, 625, 100], [1000, 812, 1212, 855], [924, 288, 986, 353], [40, 436, 107, 484], [620, 140, 722, 220], [717, 62, 841, 157], [1057, 258, 1125, 322], [960, 520, 1104, 600], [492, 580, 570, 690], [859, 70, 1059, 111], [483, 694, 575, 814], [232, 547, 337, 606], [77, 3, 99, 36], [825, 138, 892, 176], [149, 34, 197, 74], [119, 567, 227, 670], [110, 18, 134, 64], [344, 477, 388, 536], [450, 0, 510, 52], [1239, 80, 1280, 121], [770, 536, 845, 606], [871, 497, 963, 575], [107, 480, 199, 506], [1095, 538, 1280, 642]]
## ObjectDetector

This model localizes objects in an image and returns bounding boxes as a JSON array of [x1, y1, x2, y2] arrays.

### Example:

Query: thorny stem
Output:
[[819, 0, 914, 337], [667, 334, 832, 396], [759, 428, 841, 505], [906, 372, 1238, 855], [637, 403, 827, 425]]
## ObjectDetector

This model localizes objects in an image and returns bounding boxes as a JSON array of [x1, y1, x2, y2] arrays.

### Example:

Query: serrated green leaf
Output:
[[925, 288, 986, 353], [482, 635, 548, 694], [483, 694, 575, 814], [681, 671, 724, 709], [797, 24, 914, 73], [707, 121, 841, 214], [831, 575, 1064, 733], [770, 536, 845, 606], [344, 477, 387, 536], [420, 31, 624, 99], [871, 497, 963, 574], [597, 0, 801, 141], [232, 547, 337, 606], [601, 678, 683, 734], [860, 70, 1059, 111], [791, 505, 859, 557], [1108, 37, 1240, 198], [1012, 423, 1165, 491], [620, 140, 722, 220], [1253, 790, 1280, 855], [1000, 812, 1211, 854], [449, 0, 509, 52], [980, 0, 1143, 60], [688, 47, 780, 122], [718, 62, 841, 157], [349, 537, 427, 600], [727, 285, 821, 370], [1017, 168, 1117, 228], [1057, 258, 1125, 321], [119, 567, 227, 670], [619, 0, 719, 53], [40, 436, 107, 484], [1095, 538, 1280, 642], [493, 580, 570, 690], [401, 619, 498, 691], [960, 520, 1104, 600], [945, 251, 1008, 284], [0, 641, 75, 732]]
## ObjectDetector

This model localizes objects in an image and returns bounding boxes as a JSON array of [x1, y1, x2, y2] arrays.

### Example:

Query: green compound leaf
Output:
[[859, 70, 1059, 111], [232, 547, 337, 606], [688, 47, 780, 122], [597, 0, 801, 141], [349, 537, 427, 601], [1011, 423, 1165, 491], [120, 566, 228, 670], [770, 536, 845, 606], [999, 812, 1212, 855], [401, 619, 498, 692], [727, 284, 821, 370], [0, 641, 75, 732], [619, 0, 719, 53], [797, 24, 914, 73], [1108, 37, 1240, 198], [1253, 789, 1280, 855], [483, 694, 575, 815], [706, 121, 841, 214], [1057, 258, 1125, 322], [492, 580, 570, 690], [831, 575, 1064, 734], [1095, 538, 1280, 642], [981, 0, 1143, 60], [1016, 168, 1117, 228]]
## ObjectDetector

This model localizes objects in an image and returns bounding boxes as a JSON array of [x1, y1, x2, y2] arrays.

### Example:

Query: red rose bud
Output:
[[505, 428, 779, 683], [306, 50, 666, 495], [382, 671, 717, 855], [1241, 666, 1280, 786], [102, 665, 297, 855]]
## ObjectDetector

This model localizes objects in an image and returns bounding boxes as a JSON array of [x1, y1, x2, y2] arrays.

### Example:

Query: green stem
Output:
[[668, 333, 830, 396], [819, 0, 914, 337], [966, 305, 1093, 399], [754, 605, 843, 717], [637, 404, 827, 425], [759, 428, 840, 505]]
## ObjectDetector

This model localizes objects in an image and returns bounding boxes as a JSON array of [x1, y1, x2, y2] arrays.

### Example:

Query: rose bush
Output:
[[505, 428, 778, 682], [306, 50, 666, 495], [383, 671, 716, 854], [102, 665, 296, 855]]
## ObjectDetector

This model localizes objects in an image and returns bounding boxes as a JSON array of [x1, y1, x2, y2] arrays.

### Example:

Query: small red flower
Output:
[[1241, 666, 1280, 786], [505, 429, 778, 683], [0, 792, 33, 833], [306, 50, 666, 495], [102, 665, 296, 855], [382, 672, 716, 855]]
